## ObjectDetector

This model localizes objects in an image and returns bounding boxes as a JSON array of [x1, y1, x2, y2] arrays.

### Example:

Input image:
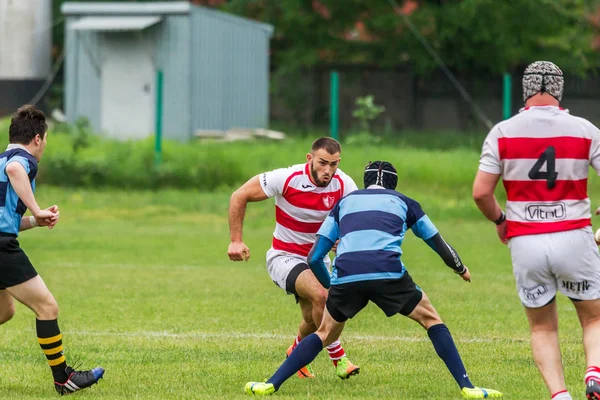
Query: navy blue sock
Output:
[[267, 333, 323, 390], [427, 324, 474, 389]]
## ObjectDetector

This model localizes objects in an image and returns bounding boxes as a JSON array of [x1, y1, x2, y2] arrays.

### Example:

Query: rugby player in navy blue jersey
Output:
[[245, 161, 502, 399], [0, 105, 104, 395]]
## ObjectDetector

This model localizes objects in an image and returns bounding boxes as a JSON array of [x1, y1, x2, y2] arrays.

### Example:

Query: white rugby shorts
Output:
[[509, 227, 600, 308], [266, 247, 331, 294]]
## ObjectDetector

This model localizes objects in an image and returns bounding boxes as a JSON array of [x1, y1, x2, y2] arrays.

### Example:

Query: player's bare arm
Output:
[[228, 175, 270, 261], [19, 216, 37, 231], [5, 162, 58, 229], [472, 170, 502, 220], [472, 170, 507, 244]]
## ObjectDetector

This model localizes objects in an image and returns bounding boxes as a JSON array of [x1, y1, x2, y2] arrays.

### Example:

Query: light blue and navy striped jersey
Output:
[[0, 146, 38, 235], [317, 187, 438, 285]]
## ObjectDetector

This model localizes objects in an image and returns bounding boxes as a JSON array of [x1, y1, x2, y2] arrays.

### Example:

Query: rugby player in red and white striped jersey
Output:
[[473, 61, 600, 400], [228, 137, 360, 380]]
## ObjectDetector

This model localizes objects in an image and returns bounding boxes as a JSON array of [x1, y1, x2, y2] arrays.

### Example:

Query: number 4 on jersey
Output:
[[528, 146, 558, 189]]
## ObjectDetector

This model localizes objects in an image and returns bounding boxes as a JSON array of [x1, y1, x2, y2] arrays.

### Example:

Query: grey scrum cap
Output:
[[522, 61, 564, 102]]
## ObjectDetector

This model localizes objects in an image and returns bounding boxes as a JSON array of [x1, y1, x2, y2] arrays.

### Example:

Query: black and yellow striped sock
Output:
[[36, 319, 68, 382]]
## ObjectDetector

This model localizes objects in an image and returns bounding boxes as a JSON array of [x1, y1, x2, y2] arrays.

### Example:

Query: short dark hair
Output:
[[364, 161, 398, 190], [311, 137, 341, 155], [9, 105, 48, 145]]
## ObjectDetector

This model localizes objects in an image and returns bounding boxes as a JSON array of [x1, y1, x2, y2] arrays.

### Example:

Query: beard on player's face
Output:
[[310, 161, 332, 187]]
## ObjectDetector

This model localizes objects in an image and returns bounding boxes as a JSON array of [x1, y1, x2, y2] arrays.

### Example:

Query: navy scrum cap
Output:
[[364, 161, 398, 190], [522, 61, 564, 102]]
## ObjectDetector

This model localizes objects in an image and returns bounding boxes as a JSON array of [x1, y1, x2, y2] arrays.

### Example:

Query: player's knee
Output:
[[529, 319, 558, 332], [35, 296, 59, 320], [0, 303, 15, 324], [422, 308, 443, 328], [527, 312, 558, 332], [310, 287, 327, 308], [408, 297, 443, 329], [413, 312, 442, 330], [423, 315, 443, 330], [582, 313, 600, 327], [574, 300, 600, 328], [419, 303, 444, 329]]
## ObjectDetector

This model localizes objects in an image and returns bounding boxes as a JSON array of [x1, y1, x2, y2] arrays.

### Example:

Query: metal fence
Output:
[[270, 65, 600, 132]]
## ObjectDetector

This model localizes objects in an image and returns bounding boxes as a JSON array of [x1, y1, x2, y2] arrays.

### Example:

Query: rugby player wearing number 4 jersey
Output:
[[473, 61, 600, 400], [228, 137, 360, 379]]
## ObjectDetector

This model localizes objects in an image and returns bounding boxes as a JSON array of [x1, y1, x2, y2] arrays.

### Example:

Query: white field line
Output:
[[23, 329, 528, 344], [55, 262, 202, 269]]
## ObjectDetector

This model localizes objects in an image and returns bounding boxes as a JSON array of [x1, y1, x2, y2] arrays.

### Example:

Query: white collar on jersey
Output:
[[519, 105, 569, 113], [367, 184, 386, 190], [6, 144, 31, 154]]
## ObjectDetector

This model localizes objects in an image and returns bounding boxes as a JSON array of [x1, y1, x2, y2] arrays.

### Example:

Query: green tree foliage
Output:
[[414, 0, 600, 75], [225, 0, 600, 76], [52, 0, 600, 75]]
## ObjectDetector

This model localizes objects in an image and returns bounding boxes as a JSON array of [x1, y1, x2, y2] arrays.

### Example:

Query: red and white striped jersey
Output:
[[479, 106, 600, 239], [260, 163, 358, 256]]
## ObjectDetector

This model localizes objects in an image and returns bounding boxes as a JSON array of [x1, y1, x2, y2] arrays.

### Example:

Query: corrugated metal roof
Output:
[[61, 2, 191, 16], [69, 16, 162, 31], [61, 2, 273, 36]]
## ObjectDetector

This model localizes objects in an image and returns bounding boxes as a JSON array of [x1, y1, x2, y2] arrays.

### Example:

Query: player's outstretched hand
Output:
[[459, 267, 471, 282], [228, 241, 251, 261]]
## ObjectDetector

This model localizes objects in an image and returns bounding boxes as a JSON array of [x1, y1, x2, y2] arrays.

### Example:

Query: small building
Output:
[[61, 2, 273, 141]]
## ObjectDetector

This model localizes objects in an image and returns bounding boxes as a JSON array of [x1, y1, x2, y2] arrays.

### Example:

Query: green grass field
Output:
[[2, 146, 600, 399]]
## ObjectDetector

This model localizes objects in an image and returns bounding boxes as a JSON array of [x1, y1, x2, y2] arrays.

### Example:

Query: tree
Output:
[[224, 0, 600, 76], [411, 0, 600, 76], [52, 0, 600, 76]]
